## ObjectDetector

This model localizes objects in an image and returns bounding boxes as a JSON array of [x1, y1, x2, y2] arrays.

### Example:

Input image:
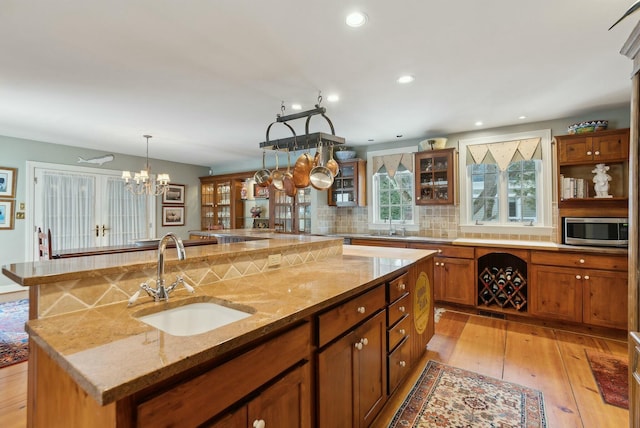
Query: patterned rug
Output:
[[0, 299, 29, 368], [585, 349, 629, 409], [389, 360, 547, 428]]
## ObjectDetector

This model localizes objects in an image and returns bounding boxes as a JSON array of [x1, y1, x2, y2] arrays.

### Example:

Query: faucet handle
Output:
[[127, 289, 142, 306], [179, 276, 195, 293]]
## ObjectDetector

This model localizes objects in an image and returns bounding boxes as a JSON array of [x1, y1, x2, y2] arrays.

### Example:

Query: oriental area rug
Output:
[[389, 360, 547, 428], [0, 299, 29, 368], [585, 349, 629, 409]]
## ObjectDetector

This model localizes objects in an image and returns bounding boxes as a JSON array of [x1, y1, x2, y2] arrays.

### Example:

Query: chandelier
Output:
[[121, 135, 170, 196]]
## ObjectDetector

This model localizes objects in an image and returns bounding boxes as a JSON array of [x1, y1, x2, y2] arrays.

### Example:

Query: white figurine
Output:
[[592, 163, 612, 198]]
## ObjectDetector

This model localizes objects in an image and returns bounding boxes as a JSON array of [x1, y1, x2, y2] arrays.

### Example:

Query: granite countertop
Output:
[[24, 244, 435, 406]]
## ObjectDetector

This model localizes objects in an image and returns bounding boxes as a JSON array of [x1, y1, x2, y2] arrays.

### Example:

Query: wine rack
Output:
[[478, 266, 527, 311]]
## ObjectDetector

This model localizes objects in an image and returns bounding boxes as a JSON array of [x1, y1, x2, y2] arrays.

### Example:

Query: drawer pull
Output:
[[435, 262, 440, 266], [595, 150, 600, 156], [587, 151, 592, 156], [399, 306, 406, 313], [253, 420, 266, 428], [355, 342, 363, 350], [357, 306, 366, 314], [576, 275, 581, 280], [399, 360, 406, 368], [437, 249, 442, 253], [399, 328, 406, 335], [361, 337, 369, 346], [584, 275, 590, 280], [579, 258, 585, 264], [398, 282, 406, 291]]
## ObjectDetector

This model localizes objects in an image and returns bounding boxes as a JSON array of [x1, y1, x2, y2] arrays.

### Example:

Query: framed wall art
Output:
[[253, 184, 269, 199], [0, 200, 15, 230], [0, 167, 17, 199], [162, 205, 185, 226], [162, 183, 185, 204]]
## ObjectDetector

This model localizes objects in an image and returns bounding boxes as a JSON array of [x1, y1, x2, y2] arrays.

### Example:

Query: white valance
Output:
[[372, 153, 413, 178], [467, 137, 541, 171]]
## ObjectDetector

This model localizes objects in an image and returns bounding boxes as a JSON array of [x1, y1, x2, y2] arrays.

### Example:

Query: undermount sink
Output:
[[136, 302, 253, 336]]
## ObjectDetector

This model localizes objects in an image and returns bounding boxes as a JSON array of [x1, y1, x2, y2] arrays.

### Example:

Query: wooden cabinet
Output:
[[387, 273, 411, 394], [530, 251, 628, 329], [317, 285, 387, 428], [270, 187, 311, 233], [200, 171, 254, 230], [414, 148, 456, 205], [328, 158, 366, 207], [409, 243, 475, 306], [555, 128, 629, 227], [350, 238, 408, 248]]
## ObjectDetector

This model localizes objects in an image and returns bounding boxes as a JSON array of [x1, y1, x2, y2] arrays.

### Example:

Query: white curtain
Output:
[[42, 171, 95, 251], [106, 176, 149, 245]]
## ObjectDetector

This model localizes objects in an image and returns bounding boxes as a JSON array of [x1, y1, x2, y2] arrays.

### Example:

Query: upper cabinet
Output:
[[270, 187, 312, 234], [414, 148, 456, 205], [555, 128, 629, 220], [199, 172, 253, 230], [328, 158, 366, 207]]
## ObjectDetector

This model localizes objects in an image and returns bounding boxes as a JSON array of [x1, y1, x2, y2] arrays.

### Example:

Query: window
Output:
[[367, 148, 417, 231], [460, 130, 552, 235]]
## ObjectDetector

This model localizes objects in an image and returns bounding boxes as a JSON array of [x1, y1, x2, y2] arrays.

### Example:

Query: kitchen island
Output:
[[2, 233, 435, 427]]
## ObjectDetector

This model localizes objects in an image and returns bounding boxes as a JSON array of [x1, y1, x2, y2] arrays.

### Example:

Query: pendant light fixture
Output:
[[122, 135, 170, 196]]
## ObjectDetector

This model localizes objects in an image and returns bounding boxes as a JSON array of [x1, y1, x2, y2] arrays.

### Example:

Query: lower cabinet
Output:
[[206, 363, 310, 428], [530, 251, 628, 330], [317, 310, 387, 428]]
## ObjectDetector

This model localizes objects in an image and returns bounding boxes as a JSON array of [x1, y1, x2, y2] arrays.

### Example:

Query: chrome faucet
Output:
[[128, 233, 193, 305], [388, 216, 396, 236]]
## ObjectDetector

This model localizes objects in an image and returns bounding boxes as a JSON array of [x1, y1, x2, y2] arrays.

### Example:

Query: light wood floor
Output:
[[374, 309, 629, 427], [0, 309, 629, 427]]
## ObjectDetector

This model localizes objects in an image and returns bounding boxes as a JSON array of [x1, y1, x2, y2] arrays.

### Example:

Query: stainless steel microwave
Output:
[[563, 217, 628, 247]]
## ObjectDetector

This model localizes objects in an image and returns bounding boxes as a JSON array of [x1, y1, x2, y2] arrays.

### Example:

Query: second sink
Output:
[[137, 302, 253, 336]]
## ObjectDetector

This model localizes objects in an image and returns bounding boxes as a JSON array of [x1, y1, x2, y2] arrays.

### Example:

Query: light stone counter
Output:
[[18, 239, 435, 406]]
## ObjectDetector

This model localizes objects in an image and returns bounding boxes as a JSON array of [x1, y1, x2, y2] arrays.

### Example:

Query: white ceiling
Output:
[[0, 1, 638, 167]]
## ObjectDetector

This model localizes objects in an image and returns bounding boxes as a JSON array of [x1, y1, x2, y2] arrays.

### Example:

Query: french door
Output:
[[28, 162, 155, 257]]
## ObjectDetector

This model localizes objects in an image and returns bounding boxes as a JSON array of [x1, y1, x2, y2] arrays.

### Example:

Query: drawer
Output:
[[388, 336, 411, 395], [388, 293, 410, 326], [388, 272, 409, 303], [317, 285, 386, 347], [531, 250, 628, 271], [408, 243, 474, 259], [387, 314, 410, 351]]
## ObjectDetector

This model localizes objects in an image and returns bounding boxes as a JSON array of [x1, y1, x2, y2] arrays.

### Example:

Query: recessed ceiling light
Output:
[[518, 115, 527, 120], [396, 134, 403, 138], [291, 103, 302, 110], [346, 12, 368, 27], [475, 121, 483, 126], [326, 94, 340, 102], [368, 138, 375, 142], [397, 75, 415, 84]]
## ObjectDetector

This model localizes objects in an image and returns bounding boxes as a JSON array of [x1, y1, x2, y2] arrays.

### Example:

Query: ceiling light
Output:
[[397, 75, 415, 84], [475, 121, 483, 126], [519, 115, 527, 120], [291, 103, 302, 110], [326, 94, 340, 102], [122, 135, 170, 196], [346, 12, 368, 27]]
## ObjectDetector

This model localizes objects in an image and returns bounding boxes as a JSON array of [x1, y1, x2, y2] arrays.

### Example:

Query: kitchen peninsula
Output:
[[2, 233, 435, 427]]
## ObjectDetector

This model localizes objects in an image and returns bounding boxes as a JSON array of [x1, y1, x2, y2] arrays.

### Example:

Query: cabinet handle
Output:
[[440, 263, 445, 268], [399, 328, 406, 335], [399, 306, 406, 313], [587, 151, 592, 156], [253, 420, 266, 428], [435, 262, 440, 266], [437, 249, 442, 253], [362, 337, 368, 346], [584, 275, 590, 280], [576, 275, 581, 280], [399, 360, 406, 368], [579, 258, 585, 264], [357, 306, 366, 314], [355, 342, 363, 350], [595, 150, 600, 156], [398, 282, 406, 291]]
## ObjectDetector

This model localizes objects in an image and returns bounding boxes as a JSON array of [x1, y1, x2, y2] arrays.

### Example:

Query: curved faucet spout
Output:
[[157, 233, 186, 291]]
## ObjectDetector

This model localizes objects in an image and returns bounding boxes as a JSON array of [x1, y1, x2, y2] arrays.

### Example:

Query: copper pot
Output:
[[326, 145, 339, 177], [309, 142, 334, 190], [254, 151, 271, 187], [293, 152, 313, 188], [283, 149, 296, 197], [270, 150, 284, 191]]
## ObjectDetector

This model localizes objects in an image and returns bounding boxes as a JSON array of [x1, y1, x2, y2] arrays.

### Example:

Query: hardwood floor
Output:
[[0, 309, 628, 427], [374, 309, 629, 427]]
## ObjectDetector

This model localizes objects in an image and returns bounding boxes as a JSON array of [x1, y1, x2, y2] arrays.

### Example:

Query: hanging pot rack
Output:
[[259, 95, 345, 151]]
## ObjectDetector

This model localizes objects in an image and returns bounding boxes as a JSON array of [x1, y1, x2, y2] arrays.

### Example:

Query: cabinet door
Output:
[[592, 132, 629, 163], [529, 265, 582, 322], [355, 310, 387, 428], [415, 149, 455, 205], [583, 269, 628, 329], [247, 363, 311, 428], [205, 406, 247, 428], [436, 257, 475, 306], [558, 137, 592, 164]]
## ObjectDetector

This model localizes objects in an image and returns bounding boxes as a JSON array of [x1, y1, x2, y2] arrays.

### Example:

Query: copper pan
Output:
[[326, 144, 339, 177], [293, 151, 313, 188], [283, 149, 297, 197]]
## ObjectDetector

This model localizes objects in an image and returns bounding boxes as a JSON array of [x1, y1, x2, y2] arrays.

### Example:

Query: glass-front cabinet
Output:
[[271, 187, 311, 233], [414, 148, 455, 205], [328, 158, 366, 207], [199, 172, 253, 230]]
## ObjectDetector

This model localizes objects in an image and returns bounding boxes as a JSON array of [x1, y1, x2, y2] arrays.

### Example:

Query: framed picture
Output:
[[0, 200, 15, 230], [0, 167, 17, 199], [162, 183, 185, 204], [162, 206, 185, 226], [253, 184, 269, 199]]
